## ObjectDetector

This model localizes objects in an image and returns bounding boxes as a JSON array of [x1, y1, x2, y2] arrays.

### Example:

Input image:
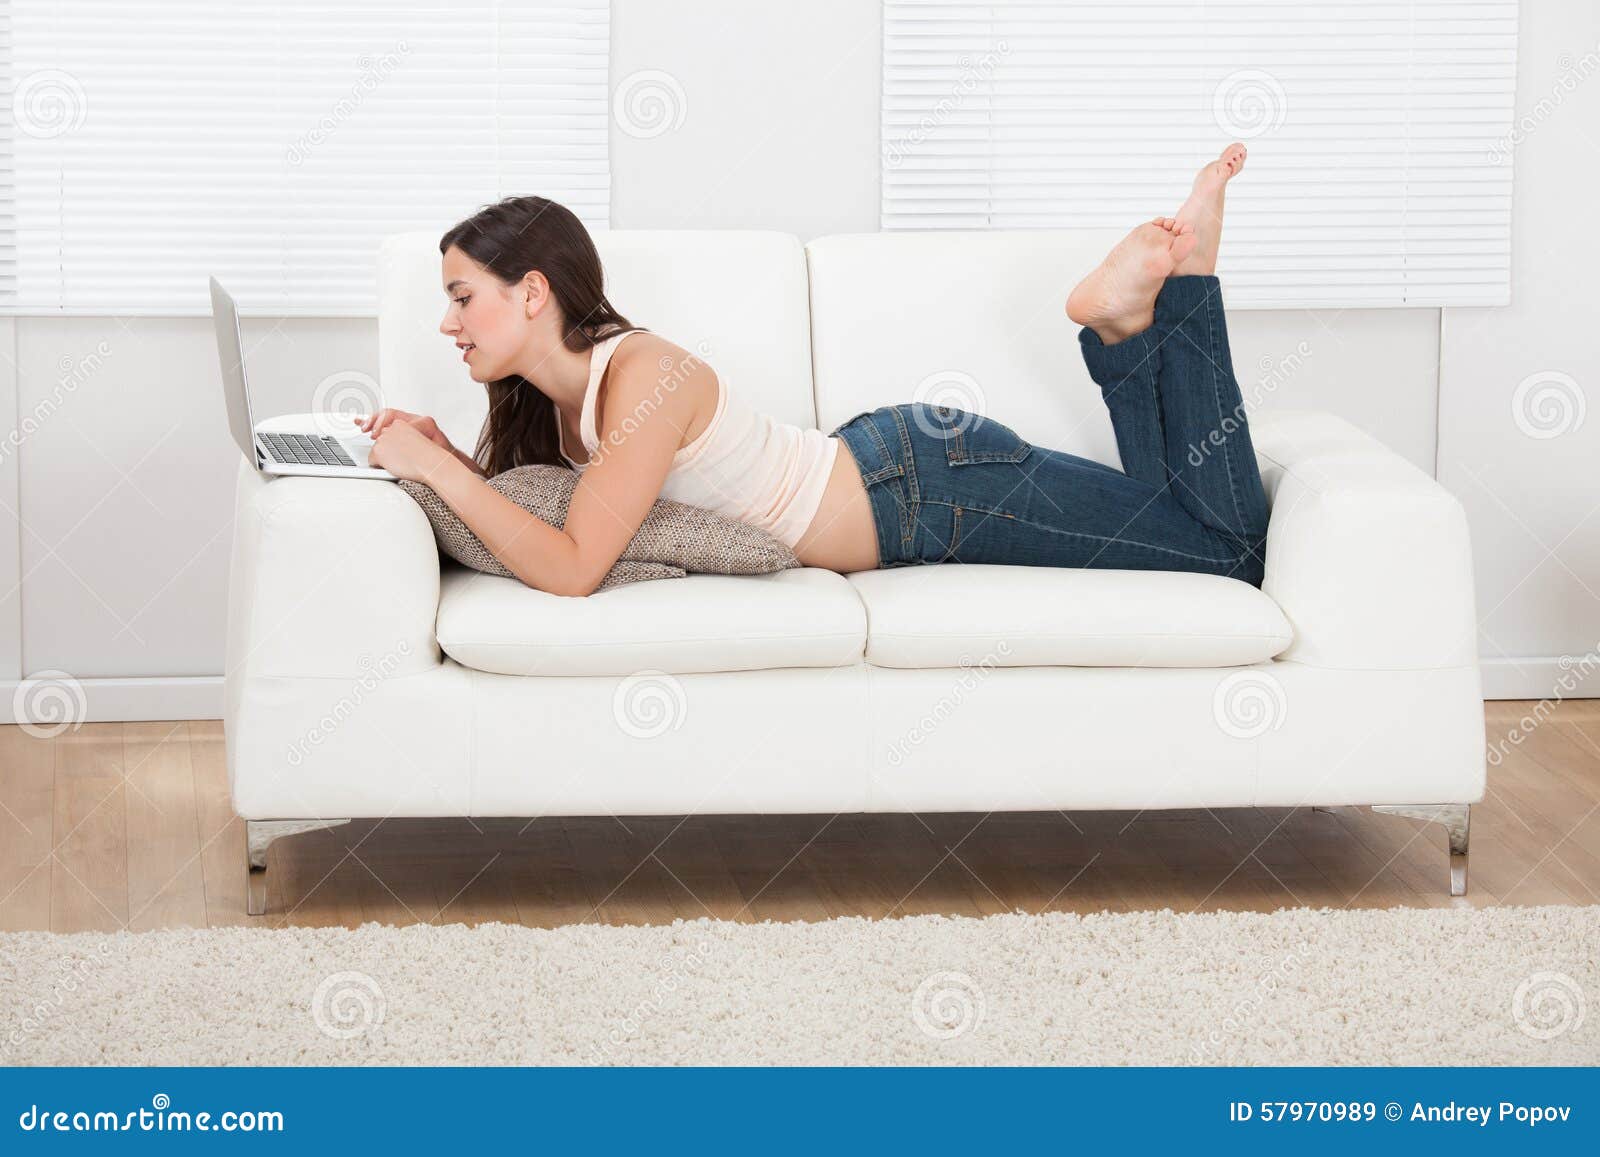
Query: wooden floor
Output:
[[2, 700, 1598, 932]]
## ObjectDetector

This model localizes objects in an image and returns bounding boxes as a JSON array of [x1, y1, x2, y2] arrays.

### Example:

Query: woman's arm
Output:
[[447, 443, 489, 478], [425, 455, 586, 593], [420, 336, 701, 596]]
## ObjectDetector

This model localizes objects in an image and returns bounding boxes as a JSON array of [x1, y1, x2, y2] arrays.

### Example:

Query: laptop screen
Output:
[[209, 276, 261, 469]]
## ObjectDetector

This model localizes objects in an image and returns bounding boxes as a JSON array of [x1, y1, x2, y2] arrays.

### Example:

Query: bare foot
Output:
[[1172, 142, 1247, 277], [1066, 220, 1198, 344]]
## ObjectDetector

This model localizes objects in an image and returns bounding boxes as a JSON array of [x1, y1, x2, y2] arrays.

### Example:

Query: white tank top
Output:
[[557, 328, 840, 550]]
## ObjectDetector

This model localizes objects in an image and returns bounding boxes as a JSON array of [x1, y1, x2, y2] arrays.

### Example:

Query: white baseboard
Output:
[[1, 676, 223, 723], [1479, 657, 1600, 701]]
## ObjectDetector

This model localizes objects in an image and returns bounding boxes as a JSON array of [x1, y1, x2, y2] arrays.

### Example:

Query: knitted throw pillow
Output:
[[398, 463, 801, 593]]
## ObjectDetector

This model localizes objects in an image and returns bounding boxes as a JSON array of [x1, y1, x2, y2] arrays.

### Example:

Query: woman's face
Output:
[[438, 245, 541, 382]]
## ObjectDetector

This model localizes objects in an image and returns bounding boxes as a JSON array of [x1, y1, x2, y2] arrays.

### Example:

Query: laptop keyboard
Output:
[[260, 432, 358, 468]]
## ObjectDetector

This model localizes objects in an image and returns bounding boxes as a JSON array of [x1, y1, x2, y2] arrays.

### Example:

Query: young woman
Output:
[[365, 144, 1268, 598]]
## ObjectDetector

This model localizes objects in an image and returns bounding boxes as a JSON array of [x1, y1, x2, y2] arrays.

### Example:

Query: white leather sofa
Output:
[[224, 228, 1486, 915]]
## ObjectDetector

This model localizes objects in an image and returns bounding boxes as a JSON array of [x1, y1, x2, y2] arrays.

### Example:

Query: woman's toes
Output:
[[1170, 231, 1199, 267]]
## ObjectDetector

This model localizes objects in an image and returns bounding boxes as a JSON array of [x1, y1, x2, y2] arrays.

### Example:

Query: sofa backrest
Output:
[[378, 229, 817, 458], [806, 229, 1127, 467]]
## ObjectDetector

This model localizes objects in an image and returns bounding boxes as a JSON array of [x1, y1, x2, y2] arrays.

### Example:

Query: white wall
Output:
[[0, 0, 1587, 718], [1438, 2, 1600, 698]]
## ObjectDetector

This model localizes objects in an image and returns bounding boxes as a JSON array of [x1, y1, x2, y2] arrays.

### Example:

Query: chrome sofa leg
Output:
[[246, 819, 352, 916], [1371, 803, 1471, 897]]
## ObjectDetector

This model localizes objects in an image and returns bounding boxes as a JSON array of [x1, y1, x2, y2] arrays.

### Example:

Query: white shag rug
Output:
[[3, 906, 1596, 1066]]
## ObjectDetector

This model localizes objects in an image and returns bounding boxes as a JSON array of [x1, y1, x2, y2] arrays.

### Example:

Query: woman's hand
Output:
[[368, 418, 454, 485], [355, 408, 454, 453]]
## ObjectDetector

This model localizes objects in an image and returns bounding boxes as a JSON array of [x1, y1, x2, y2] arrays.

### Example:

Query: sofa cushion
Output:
[[846, 565, 1292, 669], [437, 565, 867, 676]]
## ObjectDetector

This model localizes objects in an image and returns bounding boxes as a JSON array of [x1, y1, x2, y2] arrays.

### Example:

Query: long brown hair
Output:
[[438, 195, 640, 476]]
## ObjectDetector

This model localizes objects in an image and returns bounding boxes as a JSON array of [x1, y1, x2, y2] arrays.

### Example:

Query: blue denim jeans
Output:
[[829, 275, 1269, 587]]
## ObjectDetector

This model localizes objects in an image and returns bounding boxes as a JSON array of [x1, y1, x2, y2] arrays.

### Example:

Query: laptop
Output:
[[210, 276, 395, 479]]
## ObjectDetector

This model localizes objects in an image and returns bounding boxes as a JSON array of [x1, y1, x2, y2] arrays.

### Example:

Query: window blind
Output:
[[882, 0, 1519, 308], [2, 0, 610, 315]]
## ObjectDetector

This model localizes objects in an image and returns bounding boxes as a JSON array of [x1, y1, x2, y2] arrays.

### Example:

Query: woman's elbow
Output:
[[496, 542, 596, 597], [550, 574, 600, 598], [507, 568, 591, 598], [510, 560, 598, 598]]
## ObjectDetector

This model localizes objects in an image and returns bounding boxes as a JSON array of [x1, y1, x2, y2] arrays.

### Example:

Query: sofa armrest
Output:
[[1252, 409, 1478, 670], [224, 460, 443, 683]]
